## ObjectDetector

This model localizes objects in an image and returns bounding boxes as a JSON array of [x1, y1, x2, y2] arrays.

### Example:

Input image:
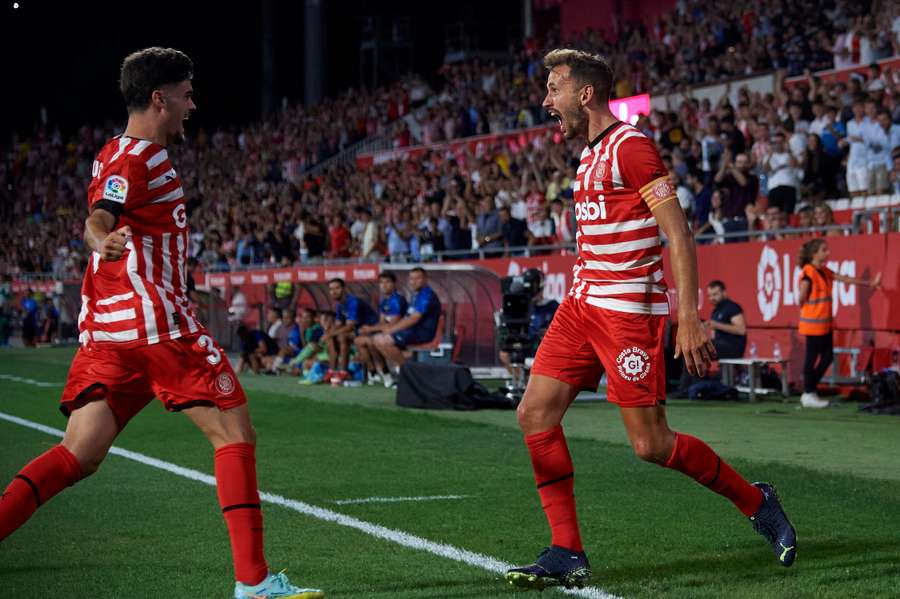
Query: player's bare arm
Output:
[[650, 198, 716, 377], [84, 208, 131, 261]]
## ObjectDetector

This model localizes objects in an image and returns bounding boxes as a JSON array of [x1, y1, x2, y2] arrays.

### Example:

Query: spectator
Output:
[[476, 195, 503, 255], [842, 99, 870, 198], [549, 198, 575, 244], [812, 201, 841, 237], [386, 208, 418, 261], [763, 131, 800, 214], [795, 204, 815, 235], [328, 214, 352, 258], [499, 205, 530, 253], [801, 134, 837, 202], [353, 208, 381, 260], [759, 205, 788, 241], [700, 117, 724, 184], [714, 151, 759, 229], [303, 217, 327, 260], [687, 170, 714, 232], [864, 109, 898, 195], [696, 188, 727, 244], [373, 267, 442, 386], [891, 150, 900, 195]]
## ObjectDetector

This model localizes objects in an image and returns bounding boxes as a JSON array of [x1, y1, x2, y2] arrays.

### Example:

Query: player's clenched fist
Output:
[[100, 226, 131, 261]]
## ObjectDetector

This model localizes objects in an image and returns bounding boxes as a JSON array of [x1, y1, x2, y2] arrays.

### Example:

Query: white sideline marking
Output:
[[0, 406, 623, 599], [0, 374, 61, 388], [335, 494, 469, 505]]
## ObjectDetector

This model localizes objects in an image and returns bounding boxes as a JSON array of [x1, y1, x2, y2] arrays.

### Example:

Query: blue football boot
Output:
[[749, 482, 797, 567], [505, 546, 592, 590]]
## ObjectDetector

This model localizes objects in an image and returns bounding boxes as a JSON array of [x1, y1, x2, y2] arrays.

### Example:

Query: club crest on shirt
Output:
[[102, 175, 129, 203], [593, 161, 609, 181], [616, 346, 651, 382], [215, 372, 236, 395], [652, 178, 673, 199]]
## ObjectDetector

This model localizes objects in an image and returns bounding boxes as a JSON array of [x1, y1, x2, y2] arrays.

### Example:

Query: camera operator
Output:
[[498, 269, 559, 387]]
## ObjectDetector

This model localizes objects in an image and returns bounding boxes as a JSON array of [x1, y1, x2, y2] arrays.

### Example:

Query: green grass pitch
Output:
[[1, 346, 899, 598]]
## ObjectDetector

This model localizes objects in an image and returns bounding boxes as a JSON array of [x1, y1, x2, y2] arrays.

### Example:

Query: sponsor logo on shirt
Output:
[[616, 346, 651, 382], [103, 175, 129, 203]]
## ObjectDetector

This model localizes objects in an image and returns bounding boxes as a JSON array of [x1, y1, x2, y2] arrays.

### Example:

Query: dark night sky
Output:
[[1, 0, 522, 139]]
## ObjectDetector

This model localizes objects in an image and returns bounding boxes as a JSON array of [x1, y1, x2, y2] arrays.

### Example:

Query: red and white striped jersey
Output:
[[569, 122, 677, 315], [78, 136, 200, 348]]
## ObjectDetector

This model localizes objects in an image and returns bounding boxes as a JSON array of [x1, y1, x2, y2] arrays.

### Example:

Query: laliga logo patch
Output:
[[102, 175, 128, 203], [757, 245, 781, 322], [215, 372, 235, 395], [653, 179, 673, 199], [616, 346, 650, 382]]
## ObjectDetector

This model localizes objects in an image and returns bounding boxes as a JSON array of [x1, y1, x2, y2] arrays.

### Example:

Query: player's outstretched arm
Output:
[[651, 199, 717, 377], [85, 208, 131, 261]]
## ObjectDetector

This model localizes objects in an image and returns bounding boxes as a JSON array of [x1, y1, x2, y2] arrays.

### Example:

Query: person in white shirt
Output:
[[841, 100, 870, 197], [764, 131, 801, 213], [865, 109, 899, 194], [808, 101, 832, 137]]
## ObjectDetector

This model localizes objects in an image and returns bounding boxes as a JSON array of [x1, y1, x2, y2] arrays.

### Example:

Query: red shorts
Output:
[[530, 298, 667, 407], [60, 331, 247, 428]]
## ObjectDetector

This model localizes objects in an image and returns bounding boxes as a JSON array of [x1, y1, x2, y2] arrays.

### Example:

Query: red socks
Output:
[[0, 444, 83, 541], [665, 432, 763, 517], [214, 442, 268, 585], [525, 425, 583, 552]]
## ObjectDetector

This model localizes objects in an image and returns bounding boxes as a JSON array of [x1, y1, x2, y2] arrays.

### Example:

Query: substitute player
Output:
[[0, 48, 324, 599], [504, 49, 797, 591]]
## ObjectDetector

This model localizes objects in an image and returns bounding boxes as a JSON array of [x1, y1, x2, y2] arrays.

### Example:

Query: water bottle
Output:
[[773, 342, 782, 361], [749, 341, 758, 358]]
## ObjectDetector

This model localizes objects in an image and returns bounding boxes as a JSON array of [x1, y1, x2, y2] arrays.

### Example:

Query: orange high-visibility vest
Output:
[[799, 264, 834, 336]]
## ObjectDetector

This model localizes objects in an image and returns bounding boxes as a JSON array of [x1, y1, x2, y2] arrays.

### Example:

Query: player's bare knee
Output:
[[630, 437, 669, 464], [516, 401, 557, 434], [63, 443, 107, 477]]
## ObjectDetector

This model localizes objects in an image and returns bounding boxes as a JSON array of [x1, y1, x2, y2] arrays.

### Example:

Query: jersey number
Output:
[[172, 204, 187, 228], [197, 334, 222, 365]]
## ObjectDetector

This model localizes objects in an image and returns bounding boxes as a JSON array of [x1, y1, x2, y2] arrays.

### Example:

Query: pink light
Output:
[[608, 94, 651, 125]]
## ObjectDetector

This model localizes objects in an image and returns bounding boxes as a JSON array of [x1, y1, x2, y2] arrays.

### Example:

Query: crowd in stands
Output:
[[2, 0, 900, 281]]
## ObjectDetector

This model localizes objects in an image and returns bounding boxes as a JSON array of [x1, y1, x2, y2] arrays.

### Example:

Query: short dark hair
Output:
[[328, 278, 345, 288], [543, 48, 614, 103], [379, 272, 397, 283], [120, 47, 193, 112], [319, 310, 336, 319], [708, 280, 726, 291], [410, 267, 427, 277]]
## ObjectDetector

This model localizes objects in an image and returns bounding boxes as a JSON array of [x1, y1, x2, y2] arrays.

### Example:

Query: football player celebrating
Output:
[[505, 49, 796, 591], [0, 48, 324, 599]]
